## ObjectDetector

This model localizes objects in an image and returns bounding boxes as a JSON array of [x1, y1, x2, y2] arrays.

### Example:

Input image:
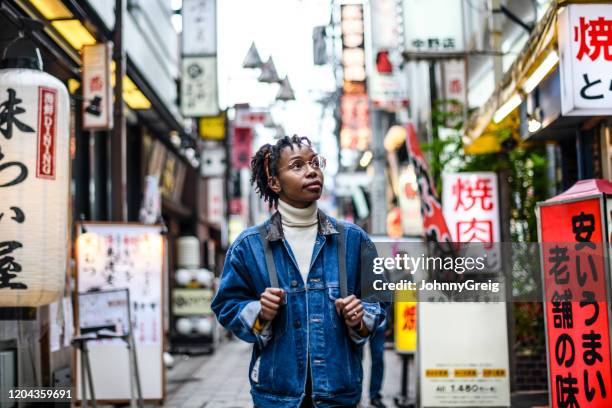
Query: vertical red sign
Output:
[[231, 127, 252, 169], [540, 197, 612, 408], [37, 87, 57, 179]]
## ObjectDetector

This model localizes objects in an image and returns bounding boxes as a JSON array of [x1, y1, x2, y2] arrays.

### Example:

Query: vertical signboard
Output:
[[182, 0, 217, 55], [558, 4, 612, 116], [340, 3, 370, 152], [231, 127, 253, 169], [82, 42, 113, 130], [442, 172, 501, 270], [180, 56, 219, 117], [538, 182, 612, 408], [402, 0, 465, 53]]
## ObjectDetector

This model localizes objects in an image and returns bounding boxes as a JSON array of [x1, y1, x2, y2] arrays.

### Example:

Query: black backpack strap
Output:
[[336, 221, 348, 298], [258, 224, 279, 288]]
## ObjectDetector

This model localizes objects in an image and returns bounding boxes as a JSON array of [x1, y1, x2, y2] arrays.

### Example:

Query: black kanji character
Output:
[[577, 254, 598, 286], [0, 240, 26, 289], [552, 289, 573, 302], [549, 246, 570, 284], [584, 369, 607, 402], [580, 74, 605, 100], [573, 212, 595, 242], [580, 291, 599, 326], [443, 38, 456, 49], [555, 333, 576, 368], [0, 206, 25, 224], [553, 301, 573, 329], [427, 38, 440, 49], [555, 373, 580, 408], [0, 146, 27, 188], [412, 39, 425, 49], [582, 330, 603, 366], [0, 88, 35, 139]]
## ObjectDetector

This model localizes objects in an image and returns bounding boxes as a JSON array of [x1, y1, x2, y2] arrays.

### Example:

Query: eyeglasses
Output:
[[279, 154, 327, 174]]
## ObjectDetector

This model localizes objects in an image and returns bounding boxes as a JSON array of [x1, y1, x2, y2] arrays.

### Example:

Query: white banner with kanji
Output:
[[442, 172, 501, 270], [558, 4, 612, 116]]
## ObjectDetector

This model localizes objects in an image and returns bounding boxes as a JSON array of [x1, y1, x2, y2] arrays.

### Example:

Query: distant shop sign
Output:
[[182, 0, 216, 55], [82, 42, 113, 130], [199, 112, 226, 140], [180, 56, 219, 117], [402, 0, 465, 53], [558, 4, 612, 116]]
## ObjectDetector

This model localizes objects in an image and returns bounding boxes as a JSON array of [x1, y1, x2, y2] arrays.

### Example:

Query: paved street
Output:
[[163, 338, 407, 408]]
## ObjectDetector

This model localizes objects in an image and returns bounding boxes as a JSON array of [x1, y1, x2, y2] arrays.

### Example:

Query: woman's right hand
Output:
[[259, 287, 285, 322]]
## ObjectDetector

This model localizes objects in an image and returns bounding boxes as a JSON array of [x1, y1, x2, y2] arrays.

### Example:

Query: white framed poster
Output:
[[419, 302, 511, 407], [75, 223, 165, 402]]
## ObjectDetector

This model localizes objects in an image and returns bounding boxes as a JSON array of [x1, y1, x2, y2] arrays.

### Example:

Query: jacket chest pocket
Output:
[[326, 286, 342, 329]]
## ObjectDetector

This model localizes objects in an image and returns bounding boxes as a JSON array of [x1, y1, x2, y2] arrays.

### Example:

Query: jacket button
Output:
[[290, 280, 298, 287], [294, 320, 301, 328]]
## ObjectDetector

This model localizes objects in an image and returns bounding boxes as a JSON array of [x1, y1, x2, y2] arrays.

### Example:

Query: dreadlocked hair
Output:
[[250, 135, 313, 209]]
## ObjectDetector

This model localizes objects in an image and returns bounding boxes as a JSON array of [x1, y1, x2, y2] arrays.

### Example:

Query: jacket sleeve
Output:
[[211, 240, 272, 348], [349, 231, 390, 345]]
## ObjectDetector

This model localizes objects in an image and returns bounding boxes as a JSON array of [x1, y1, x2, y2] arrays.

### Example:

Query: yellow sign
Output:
[[483, 369, 507, 378], [454, 369, 477, 378], [425, 369, 449, 378], [395, 290, 417, 353], [199, 113, 226, 140]]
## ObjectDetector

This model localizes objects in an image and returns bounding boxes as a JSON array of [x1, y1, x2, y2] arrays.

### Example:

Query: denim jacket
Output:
[[212, 210, 387, 408]]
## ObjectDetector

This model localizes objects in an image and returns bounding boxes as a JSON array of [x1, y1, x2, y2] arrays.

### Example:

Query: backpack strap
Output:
[[336, 221, 348, 298], [258, 224, 279, 288]]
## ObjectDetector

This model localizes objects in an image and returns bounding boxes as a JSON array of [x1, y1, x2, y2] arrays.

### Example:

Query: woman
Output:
[[212, 135, 386, 408]]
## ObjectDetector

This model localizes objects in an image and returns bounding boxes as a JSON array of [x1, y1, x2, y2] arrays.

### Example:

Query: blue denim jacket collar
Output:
[[264, 208, 338, 242]]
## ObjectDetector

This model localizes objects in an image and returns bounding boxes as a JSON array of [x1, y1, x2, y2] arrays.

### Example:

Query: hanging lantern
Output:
[[0, 35, 70, 306]]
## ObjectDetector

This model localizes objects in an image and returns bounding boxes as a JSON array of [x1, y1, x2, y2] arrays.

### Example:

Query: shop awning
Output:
[[464, 2, 559, 154]]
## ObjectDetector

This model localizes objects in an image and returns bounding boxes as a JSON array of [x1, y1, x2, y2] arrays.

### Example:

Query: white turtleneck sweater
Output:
[[277, 200, 318, 282]]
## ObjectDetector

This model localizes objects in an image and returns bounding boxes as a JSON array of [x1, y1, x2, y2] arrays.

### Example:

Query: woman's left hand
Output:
[[335, 295, 364, 328]]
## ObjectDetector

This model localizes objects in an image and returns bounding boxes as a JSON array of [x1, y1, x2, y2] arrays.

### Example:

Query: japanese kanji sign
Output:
[[82, 43, 113, 130], [76, 223, 165, 401], [402, 0, 465, 53], [0, 68, 70, 307], [180, 56, 219, 117], [182, 0, 217, 55], [538, 181, 612, 408], [395, 291, 417, 353], [558, 4, 612, 116]]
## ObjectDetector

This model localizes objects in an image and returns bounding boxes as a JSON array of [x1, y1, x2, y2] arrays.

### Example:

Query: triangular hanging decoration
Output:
[[258, 57, 280, 83], [276, 76, 296, 101], [242, 42, 263, 69]]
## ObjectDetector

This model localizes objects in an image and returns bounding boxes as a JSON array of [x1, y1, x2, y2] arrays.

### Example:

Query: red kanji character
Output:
[[90, 75, 103, 92], [456, 218, 493, 244], [403, 304, 416, 331], [452, 177, 493, 211], [574, 16, 612, 61], [449, 79, 462, 94]]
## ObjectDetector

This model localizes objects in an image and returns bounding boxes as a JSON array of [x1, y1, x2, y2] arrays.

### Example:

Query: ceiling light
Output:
[[51, 20, 96, 50], [29, 0, 73, 19], [493, 94, 522, 124], [522, 50, 559, 94]]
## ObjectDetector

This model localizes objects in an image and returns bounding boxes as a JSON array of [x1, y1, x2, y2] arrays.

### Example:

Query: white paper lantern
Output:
[[176, 236, 200, 268], [195, 268, 213, 287], [196, 317, 212, 335], [0, 58, 70, 306], [176, 318, 193, 335], [175, 268, 193, 286]]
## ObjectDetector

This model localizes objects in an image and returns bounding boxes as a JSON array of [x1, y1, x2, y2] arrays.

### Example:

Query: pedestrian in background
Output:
[[368, 318, 388, 408], [212, 135, 387, 408]]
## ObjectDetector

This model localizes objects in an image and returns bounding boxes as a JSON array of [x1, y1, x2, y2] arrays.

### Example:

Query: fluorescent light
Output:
[[51, 20, 96, 50], [123, 76, 152, 110], [493, 94, 522, 124], [522, 51, 559, 93], [29, 0, 73, 19]]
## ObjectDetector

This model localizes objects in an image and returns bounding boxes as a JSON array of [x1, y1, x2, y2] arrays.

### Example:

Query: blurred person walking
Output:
[[368, 319, 388, 408], [212, 135, 387, 408]]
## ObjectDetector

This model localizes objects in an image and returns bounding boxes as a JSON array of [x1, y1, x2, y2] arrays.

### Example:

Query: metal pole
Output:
[[112, 0, 127, 221], [80, 344, 88, 408], [576, 129, 585, 180]]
